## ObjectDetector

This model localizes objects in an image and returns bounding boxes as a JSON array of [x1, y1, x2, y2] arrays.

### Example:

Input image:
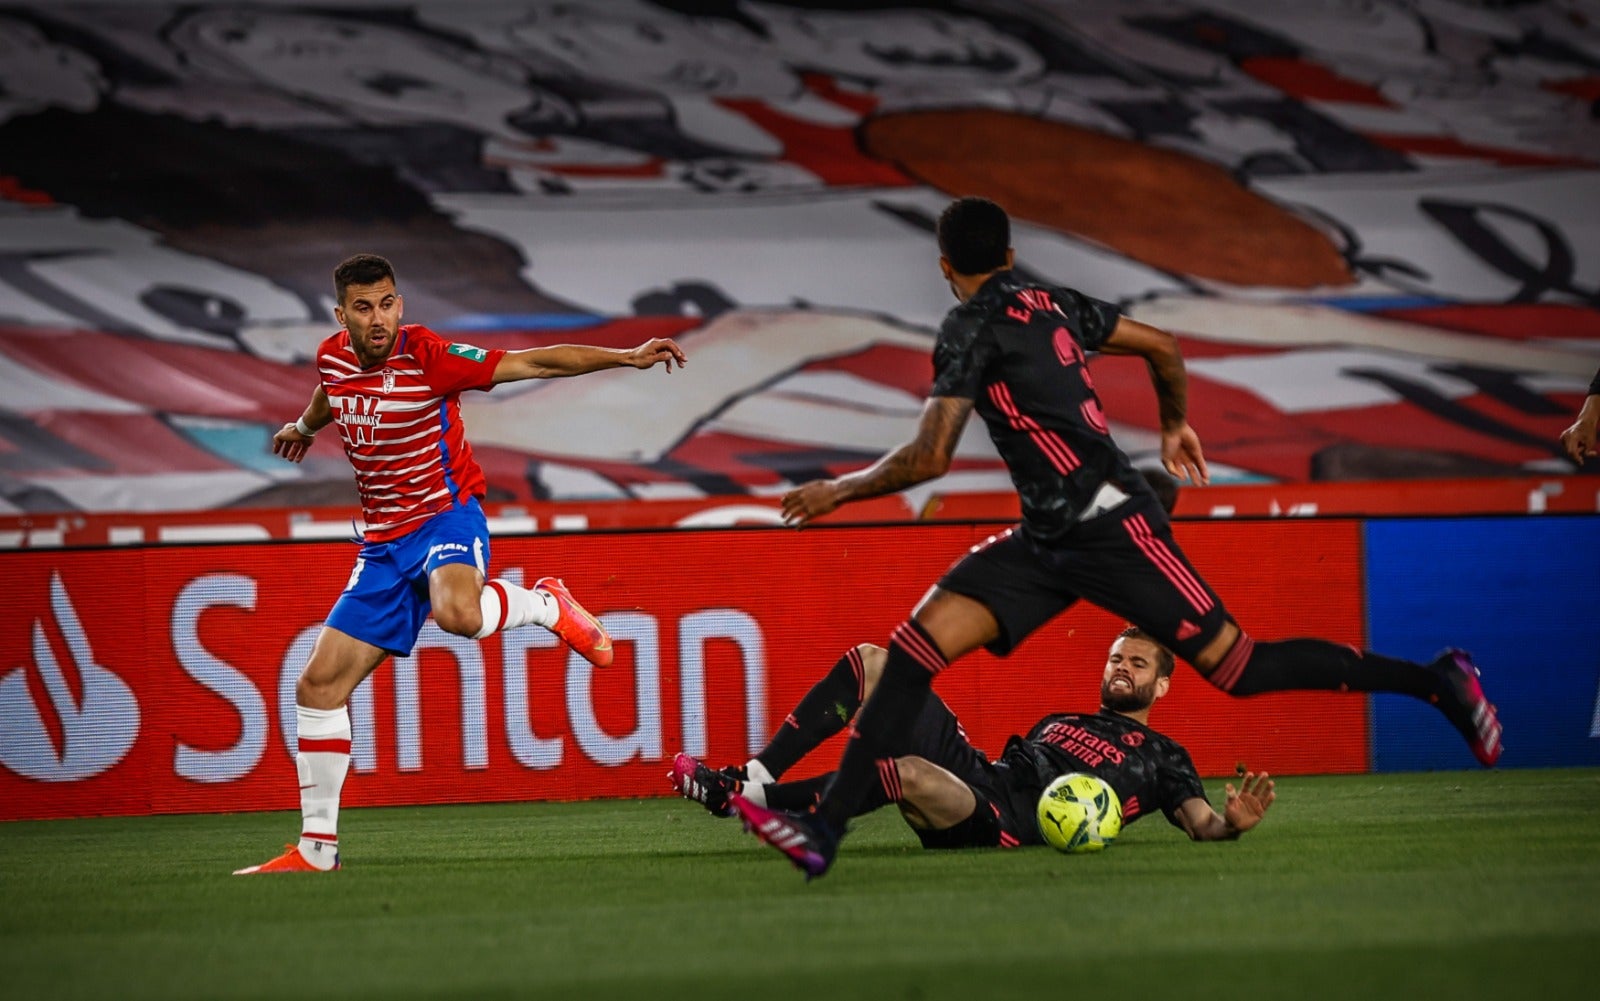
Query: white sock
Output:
[[741, 783, 768, 807], [474, 578, 558, 639], [744, 759, 777, 785], [296, 704, 350, 871]]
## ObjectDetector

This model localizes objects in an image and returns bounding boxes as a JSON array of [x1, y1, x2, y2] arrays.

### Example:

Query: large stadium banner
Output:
[[1, 519, 1371, 821]]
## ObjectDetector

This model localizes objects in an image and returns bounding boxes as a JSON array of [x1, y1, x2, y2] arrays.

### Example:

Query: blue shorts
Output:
[[325, 499, 490, 656]]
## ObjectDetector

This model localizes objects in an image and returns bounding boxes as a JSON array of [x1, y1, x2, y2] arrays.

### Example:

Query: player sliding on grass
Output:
[[236, 253, 686, 875], [733, 196, 1502, 880], [673, 628, 1275, 847]]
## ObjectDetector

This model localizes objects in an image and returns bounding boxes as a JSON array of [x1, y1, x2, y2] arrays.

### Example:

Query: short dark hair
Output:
[[937, 197, 1010, 276], [334, 254, 396, 304], [1116, 625, 1176, 678]]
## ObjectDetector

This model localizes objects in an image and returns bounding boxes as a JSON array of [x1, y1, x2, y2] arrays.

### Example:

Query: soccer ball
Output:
[[1036, 773, 1122, 853]]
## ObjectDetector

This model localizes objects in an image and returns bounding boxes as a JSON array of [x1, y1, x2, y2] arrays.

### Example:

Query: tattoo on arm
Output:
[[838, 397, 973, 502]]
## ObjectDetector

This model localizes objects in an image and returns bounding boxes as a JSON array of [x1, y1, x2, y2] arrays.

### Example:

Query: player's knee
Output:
[[432, 601, 483, 638], [1190, 620, 1241, 677], [296, 672, 344, 711], [858, 644, 887, 688], [894, 755, 934, 797]]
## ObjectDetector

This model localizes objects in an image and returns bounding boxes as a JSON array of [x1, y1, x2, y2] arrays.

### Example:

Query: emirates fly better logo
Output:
[[0, 573, 139, 781]]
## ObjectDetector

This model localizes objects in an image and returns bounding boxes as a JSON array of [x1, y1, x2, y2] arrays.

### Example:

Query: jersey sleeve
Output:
[[1058, 288, 1123, 353], [929, 306, 995, 400], [412, 327, 508, 395], [1154, 741, 1209, 828]]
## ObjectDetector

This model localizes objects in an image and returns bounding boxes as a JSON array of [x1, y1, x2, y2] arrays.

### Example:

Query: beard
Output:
[[1100, 677, 1157, 713]]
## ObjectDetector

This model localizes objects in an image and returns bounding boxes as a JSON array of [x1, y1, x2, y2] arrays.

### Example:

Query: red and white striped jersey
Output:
[[315, 324, 506, 542]]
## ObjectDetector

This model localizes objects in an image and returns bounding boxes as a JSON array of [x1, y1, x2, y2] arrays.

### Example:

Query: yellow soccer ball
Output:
[[1036, 773, 1122, 853]]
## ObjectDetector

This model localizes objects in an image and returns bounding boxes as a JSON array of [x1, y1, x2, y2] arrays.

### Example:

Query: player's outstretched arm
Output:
[[1560, 392, 1600, 465], [491, 337, 686, 384], [1175, 771, 1275, 841], [781, 395, 972, 526], [1098, 317, 1209, 485], [272, 386, 332, 464]]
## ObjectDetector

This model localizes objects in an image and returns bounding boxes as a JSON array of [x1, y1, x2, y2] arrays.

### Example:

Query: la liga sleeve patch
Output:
[[447, 343, 490, 362]]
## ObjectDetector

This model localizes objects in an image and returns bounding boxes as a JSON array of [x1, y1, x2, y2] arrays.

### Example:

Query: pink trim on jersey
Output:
[[316, 325, 505, 542], [987, 381, 1081, 474], [1123, 513, 1215, 614], [891, 621, 948, 676], [1123, 795, 1141, 820]]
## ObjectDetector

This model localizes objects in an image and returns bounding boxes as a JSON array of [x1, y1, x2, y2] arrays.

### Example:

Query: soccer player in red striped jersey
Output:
[[235, 253, 685, 874], [733, 196, 1502, 879]]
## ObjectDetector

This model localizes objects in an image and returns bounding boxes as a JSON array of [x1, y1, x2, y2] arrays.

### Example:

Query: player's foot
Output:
[[535, 577, 613, 668], [1430, 649, 1503, 767], [730, 795, 839, 880], [232, 844, 339, 875], [668, 752, 742, 817]]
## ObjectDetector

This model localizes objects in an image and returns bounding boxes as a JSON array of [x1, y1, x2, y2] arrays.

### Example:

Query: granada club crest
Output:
[[0, 573, 140, 782], [382, 368, 395, 394]]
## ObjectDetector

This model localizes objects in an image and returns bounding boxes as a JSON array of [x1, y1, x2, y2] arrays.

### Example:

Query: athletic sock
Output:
[[816, 621, 944, 830], [754, 646, 867, 779], [295, 704, 351, 871], [742, 759, 777, 786], [1209, 633, 1439, 699], [474, 578, 558, 639], [765, 772, 893, 815]]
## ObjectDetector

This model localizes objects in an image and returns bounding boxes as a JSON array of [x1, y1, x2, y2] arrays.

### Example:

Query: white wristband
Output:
[[294, 417, 317, 437]]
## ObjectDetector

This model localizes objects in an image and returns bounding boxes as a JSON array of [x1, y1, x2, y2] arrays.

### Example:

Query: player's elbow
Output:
[[909, 446, 953, 481]]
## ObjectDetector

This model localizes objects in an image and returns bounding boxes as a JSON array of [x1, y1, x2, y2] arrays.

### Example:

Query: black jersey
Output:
[[999, 709, 1206, 830], [930, 272, 1150, 540]]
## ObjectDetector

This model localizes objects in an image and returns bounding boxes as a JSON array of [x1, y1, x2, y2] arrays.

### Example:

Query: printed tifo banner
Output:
[[6, 519, 1377, 821], [1, 2, 1598, 517]]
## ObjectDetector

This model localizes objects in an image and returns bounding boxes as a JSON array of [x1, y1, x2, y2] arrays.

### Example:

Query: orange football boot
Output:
[[535, 577, 613, 667], [232, 843, 339, 875]]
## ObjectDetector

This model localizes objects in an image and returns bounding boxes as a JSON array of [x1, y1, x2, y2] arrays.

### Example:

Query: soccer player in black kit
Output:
[[732, 196, 1502, 878], [673, 628, 1274, 846]]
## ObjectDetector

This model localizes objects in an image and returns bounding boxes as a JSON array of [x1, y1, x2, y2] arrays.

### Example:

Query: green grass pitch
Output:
[[2, 768, 1595, 1000]]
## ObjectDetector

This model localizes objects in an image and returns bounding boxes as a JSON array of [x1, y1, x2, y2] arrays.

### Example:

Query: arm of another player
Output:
[[1097, 316, 1209, 486], [1173, 771, 1275, 841], [1559, 370, 1600, 465], [780, 395, 974, 527], [490, 337, 686, 383], [272, 386, 333, 464]]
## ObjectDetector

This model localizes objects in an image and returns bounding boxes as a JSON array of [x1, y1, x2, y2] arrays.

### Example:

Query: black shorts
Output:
[[912, 759, 1042, 850], [901, 697, 1040, 850], [936, 491, 1231, 663]]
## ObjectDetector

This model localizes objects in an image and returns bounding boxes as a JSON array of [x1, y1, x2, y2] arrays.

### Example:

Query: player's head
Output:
[[333, 253, 402, 366], [334, 253, 395, 304], [1100, 625, 1174, 715], [938, 196, 1013, 295]]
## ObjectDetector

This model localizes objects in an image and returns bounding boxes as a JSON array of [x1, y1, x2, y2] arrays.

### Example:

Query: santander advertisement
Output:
[[1, 522, 1368, 821]]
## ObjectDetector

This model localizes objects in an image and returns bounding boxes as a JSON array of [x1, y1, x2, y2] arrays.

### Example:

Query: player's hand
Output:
[[626, 337, 687, 373], [1161, 423, 1210, 486], [272, 423, 316, 463], [1223, 771, 1275, 834], [1559, 414, 1598, 465], [781, 479, 842, 527]]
